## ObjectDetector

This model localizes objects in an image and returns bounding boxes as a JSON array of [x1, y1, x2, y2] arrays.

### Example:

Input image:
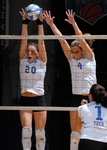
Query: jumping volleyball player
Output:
[[78, 84, 107, 150], [43, 9, 97, 150], [19, 8, 47, 150]]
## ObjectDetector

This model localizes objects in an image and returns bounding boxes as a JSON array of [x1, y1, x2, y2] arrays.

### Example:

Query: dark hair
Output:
[[90, 84, 107, 108], [27, 43, 39, 52]]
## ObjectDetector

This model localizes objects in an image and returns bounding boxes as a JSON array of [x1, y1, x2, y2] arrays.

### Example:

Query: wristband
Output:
[[36, 18, 43, 25], [22, 39, 27, 41], [22, 18, 29, 24], [75, 31, 82, 35]]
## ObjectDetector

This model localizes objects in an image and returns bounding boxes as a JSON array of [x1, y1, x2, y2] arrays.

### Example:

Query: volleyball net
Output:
[[0, 35, 107, 111]]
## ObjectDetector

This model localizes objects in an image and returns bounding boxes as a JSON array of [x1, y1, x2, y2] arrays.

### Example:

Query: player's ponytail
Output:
[[100, 93, 107, 108], [83, 33, 95, 50]]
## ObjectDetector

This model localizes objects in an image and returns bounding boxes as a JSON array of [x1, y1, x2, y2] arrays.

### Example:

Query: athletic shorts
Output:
[[20, 96, 46, 112], [78, 139, 107, 150], [70, 94, 89, 107]]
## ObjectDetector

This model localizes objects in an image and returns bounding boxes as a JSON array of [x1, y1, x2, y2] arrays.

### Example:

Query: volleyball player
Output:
[[43, 10, 97, 150], [78, 84, 107, 150], [19, 8, 47, 150]]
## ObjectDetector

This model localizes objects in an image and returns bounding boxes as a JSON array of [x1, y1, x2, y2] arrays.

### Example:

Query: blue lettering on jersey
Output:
[[77, 63, 82, 69], [25, 65, 36, 74], [94, 121, 104, 127], [87, 102, 96, 107]]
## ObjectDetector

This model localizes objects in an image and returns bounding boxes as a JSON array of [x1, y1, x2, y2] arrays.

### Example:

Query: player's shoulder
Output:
[[78, 104, 87, 117], [20, 57, 27, 65], [78, 102, 88, 110], [78, 102, 95, 117], [37, 57, 46, 65]]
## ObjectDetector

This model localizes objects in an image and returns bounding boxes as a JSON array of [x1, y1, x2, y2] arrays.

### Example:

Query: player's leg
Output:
[[19, 110, 33, 150], [34, 111, 47, 150], [70, 111, 81, 150]]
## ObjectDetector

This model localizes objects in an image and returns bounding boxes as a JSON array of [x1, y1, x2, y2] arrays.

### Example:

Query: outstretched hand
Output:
[[19, 8, 27, 20], [65, 9, 75, 25], [38, 8, 44, 22], [43, 11, 55, 26]]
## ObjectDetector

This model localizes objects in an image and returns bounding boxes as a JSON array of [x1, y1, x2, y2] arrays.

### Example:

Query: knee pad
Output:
[[35, 129, 45, 150], [35, 129, 45, 143], [70, 131, 80, 145], [22, 126, 32, 150]]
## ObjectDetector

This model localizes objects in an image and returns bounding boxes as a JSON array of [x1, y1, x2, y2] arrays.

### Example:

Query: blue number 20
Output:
[[25, 65, 36, 74], [95, 106, 103, 120]]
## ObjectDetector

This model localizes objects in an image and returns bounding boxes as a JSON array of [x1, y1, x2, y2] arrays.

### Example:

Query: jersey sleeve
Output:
[[20, 57, 26, 65], [78, 104, 88, 118], [78, 105, 83, 118]]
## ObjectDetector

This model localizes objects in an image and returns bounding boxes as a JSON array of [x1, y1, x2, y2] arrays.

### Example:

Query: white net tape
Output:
[[0, 35, 107, 40], [0, 106, 78, 111]]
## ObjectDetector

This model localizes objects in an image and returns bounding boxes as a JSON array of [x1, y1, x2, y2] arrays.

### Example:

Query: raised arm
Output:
[[37, 8, 47, 62], [65, 10, 94, 58], [44, 11, 71, 61], [19, 8, 29, 60]]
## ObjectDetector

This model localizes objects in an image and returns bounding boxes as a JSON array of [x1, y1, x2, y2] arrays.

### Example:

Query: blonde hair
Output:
[[71, 40, 82, 49], [71, 33, 94, 50]]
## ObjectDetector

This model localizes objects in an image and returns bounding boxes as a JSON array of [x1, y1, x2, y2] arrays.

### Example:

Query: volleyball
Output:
[[25, 4, 41, 21]]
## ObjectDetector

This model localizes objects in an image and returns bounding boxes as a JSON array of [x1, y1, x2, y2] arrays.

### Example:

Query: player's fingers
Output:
[[40, 8, 43, 14], [68, 9, 70, 15], [19, 11, 23, 16], [52, 16, 55, 21], [22, 8, 25, 14], [45, 11, 49, 17], [81, 99, 88, 105], [65, 11, 69, 17], [48, 11, 51, 18], [65, 19, 69, 23], [73, 12, 75, 17]]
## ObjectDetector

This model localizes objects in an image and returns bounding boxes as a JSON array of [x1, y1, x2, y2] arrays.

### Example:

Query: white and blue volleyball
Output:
[[25, 4, 41, 21]]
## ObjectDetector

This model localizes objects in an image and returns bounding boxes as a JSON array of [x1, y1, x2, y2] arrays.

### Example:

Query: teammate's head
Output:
[[71, 40, 83, 60], [26, 43, 39, 63], [89, 84, 107, 108]]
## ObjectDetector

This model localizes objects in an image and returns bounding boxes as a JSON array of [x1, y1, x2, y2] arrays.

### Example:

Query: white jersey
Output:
[[69, 56, 97, 94], [20, 58, 46, 95], [78, 101, 107, 143]]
